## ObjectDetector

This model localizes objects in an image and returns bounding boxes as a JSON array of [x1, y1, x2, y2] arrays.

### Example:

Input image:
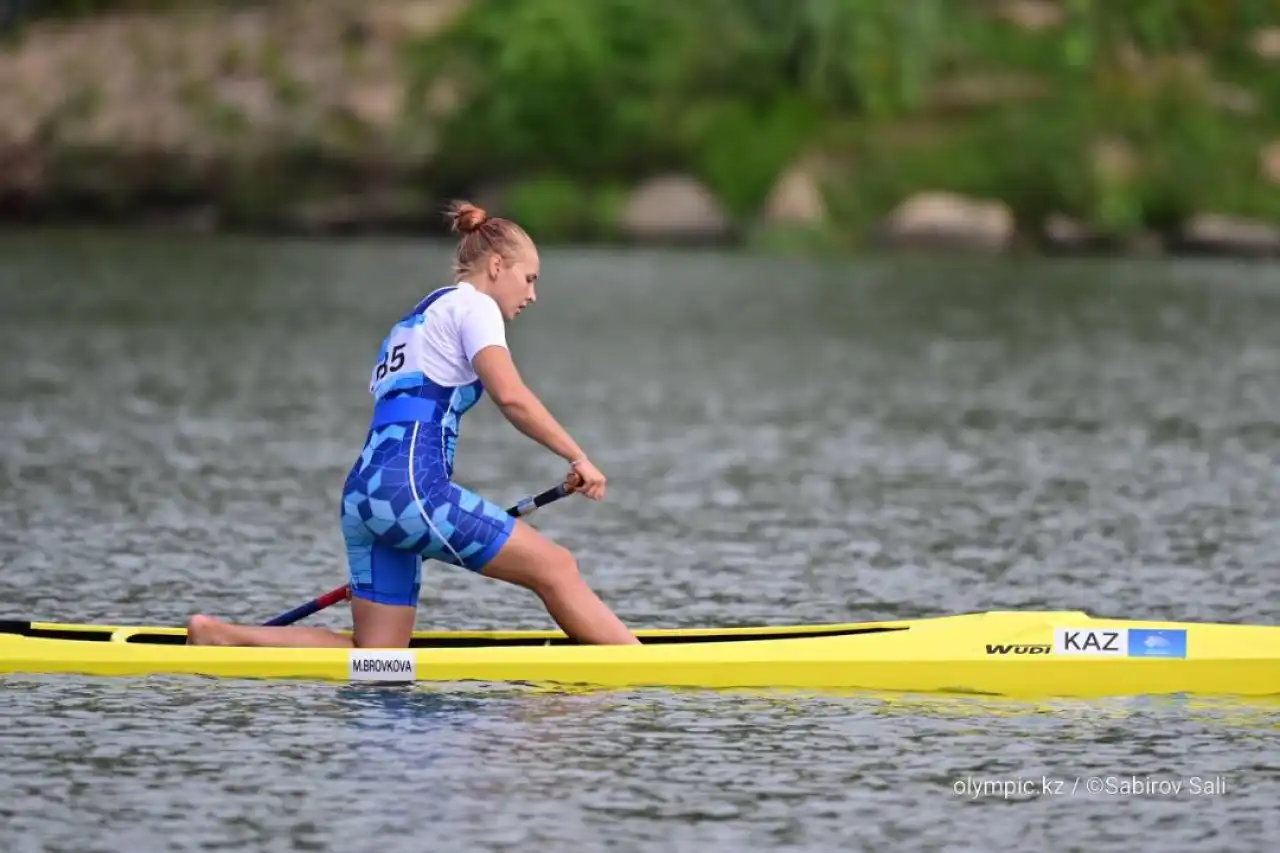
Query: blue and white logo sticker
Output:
[[1127, 629, 1187, 659]]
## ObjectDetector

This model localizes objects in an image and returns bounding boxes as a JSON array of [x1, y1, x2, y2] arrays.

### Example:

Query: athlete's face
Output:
[[486, 244, 540, 321]]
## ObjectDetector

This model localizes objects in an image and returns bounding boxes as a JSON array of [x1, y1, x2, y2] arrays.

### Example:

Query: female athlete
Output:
[[187, 202, 639, 647]]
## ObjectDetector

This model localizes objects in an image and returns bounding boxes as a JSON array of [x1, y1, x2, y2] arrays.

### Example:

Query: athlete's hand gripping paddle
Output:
[[262, 481, 572, 626]]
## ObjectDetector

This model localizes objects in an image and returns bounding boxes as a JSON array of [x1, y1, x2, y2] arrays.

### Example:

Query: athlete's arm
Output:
[[461, 297, 606, 499], [472, 345, 587, 464]]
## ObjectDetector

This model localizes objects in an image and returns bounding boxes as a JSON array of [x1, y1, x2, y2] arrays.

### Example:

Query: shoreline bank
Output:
[[2, 1, 1280, 258]]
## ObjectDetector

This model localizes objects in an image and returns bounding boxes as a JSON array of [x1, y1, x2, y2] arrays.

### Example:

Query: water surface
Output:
[[1, 232, 1277, 852]]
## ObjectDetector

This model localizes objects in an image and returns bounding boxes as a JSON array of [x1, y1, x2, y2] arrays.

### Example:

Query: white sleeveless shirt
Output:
[[417, 282, 509, 385], [369, 282, 508, 397]]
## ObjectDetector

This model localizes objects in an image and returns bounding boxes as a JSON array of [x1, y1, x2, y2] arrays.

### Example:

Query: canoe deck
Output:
[[2, 610, 1277, 699], [0, 618, 902, 647]]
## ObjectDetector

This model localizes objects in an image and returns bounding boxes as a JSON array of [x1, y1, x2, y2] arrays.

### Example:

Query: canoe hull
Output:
[[2, 610, 1277, 698]]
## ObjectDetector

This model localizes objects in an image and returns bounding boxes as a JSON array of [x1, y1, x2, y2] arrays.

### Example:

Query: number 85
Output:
[[375, 344, 406, 381]]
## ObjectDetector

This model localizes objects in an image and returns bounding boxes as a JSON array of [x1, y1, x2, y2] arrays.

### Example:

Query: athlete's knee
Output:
[[526, 542, 583, 595]]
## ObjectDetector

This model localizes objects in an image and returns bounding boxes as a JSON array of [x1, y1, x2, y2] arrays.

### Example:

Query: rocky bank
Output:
[[2, 0, 1280, 257]]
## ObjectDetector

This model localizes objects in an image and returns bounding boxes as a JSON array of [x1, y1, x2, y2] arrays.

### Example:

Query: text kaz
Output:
[[1054, 628, 1126, 656]]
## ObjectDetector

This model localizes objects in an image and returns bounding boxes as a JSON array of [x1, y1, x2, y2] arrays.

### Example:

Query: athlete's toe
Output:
[[185, 613, 222, 645]]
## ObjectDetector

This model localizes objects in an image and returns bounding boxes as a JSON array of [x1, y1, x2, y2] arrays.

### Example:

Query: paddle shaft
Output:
[[262, 482, 572, 626]]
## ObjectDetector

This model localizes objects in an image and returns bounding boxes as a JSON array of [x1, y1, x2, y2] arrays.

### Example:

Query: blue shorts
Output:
[[340, 424, 516, 607]]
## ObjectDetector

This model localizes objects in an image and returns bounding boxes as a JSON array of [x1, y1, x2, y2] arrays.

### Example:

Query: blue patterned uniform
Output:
[[340, 286, 516, 607]]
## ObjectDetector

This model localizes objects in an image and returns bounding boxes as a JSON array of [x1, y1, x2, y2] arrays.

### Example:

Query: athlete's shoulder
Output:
[[401, 285, 460, 321], [443, 284, 502, 334], [452, 283, 507, 359], [453, 281, 500, 310], [407, 282, 491, 315]]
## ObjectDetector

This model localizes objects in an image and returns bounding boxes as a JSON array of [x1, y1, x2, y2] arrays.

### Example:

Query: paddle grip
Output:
[[510, 482, 571, 517]]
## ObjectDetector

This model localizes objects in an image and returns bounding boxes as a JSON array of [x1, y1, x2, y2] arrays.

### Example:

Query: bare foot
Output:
[[183, 613, 355, 648], [186, 613, 225, 645]]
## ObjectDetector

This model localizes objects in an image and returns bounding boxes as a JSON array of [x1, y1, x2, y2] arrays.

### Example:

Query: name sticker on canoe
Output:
[[1054, 628, 1127, 656], [349, 650, 417, 681]]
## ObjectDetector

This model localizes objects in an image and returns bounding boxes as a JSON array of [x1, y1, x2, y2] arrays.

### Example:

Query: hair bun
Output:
[[446, 200, 487, 234]]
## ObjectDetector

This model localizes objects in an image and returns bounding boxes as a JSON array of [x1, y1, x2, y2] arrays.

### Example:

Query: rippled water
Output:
[[1, 231, 1278, 852], [2, 679, 1277, 853]]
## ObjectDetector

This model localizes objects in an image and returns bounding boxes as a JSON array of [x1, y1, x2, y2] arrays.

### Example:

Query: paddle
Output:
[[262, 481, 573, 627]]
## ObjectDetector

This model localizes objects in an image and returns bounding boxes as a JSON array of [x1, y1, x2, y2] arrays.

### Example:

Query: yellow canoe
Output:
[[2, 610, 1277, 698]]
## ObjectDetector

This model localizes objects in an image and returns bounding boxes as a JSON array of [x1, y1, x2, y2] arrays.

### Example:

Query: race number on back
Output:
[[368, 325, 419, 397], [365, 284, 508, 399]]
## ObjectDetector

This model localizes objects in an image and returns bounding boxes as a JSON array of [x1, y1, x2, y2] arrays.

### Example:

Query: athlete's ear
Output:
[[486, 252, 502, 281]]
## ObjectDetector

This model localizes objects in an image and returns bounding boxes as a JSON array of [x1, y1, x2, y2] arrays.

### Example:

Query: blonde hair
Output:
[[445, 200, 533, 279]]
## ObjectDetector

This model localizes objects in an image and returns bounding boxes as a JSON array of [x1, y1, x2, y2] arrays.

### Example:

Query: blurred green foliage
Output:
[[402, 0, 1280, 239], [9, 0, 1280, 242]]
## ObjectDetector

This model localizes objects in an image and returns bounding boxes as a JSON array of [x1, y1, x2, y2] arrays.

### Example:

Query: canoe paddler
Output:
[[187, 201, 639, 647]]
